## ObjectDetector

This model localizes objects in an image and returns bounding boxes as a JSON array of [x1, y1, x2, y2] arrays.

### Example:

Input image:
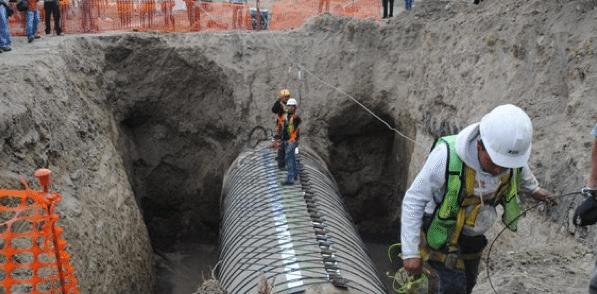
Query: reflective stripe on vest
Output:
[[286, 116, 299, 142], [425, 135, 521, 251], [276, 114, 285, 133]]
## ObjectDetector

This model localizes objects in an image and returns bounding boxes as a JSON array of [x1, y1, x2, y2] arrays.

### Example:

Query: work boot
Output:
[[281, 181, 294, 186]]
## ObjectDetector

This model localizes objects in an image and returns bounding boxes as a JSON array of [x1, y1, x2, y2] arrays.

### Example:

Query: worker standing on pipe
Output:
[[272, 89, 291, 169], [400, 104, 557, 294], [280, 98, 301, 186]]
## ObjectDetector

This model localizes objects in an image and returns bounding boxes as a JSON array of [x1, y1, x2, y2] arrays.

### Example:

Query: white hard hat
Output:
[[286, 98, 298, 106], [479, 104, 533, 168]]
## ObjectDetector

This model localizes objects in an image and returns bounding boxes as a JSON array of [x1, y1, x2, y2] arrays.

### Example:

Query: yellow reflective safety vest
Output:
[[425, 135, 522, 252]]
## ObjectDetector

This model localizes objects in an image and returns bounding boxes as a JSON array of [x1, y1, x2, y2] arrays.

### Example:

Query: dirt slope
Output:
[[0, 0, 597, 293]]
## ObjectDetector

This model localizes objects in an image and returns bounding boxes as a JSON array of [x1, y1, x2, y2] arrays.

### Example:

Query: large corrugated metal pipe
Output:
[[218, 142, 387, 294]]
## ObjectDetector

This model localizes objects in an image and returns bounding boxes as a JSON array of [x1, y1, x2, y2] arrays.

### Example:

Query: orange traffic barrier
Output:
[[0, 169, 79, 294]]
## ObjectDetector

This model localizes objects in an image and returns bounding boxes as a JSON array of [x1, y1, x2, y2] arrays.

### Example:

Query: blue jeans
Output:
[[285, 141, 298, 183], [0, 5, 12, 47], [589, 258, 597, 294], [405, 0, 413, 10], [26, 10, 40, 38], [429, 258, 481, 294]]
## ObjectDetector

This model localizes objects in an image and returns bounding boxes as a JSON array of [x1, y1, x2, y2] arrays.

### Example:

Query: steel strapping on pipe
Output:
[[219, 144, 386, 294]]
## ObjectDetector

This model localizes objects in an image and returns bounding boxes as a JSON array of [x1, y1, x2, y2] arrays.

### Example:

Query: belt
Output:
[[425, 249, 483, 271]]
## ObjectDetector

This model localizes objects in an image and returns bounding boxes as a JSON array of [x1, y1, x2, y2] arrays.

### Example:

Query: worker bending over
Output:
[[401, 104, 557, 294]]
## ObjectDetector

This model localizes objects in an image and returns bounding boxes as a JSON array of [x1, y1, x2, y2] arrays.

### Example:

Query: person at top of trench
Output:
[[272, 89, 291, 169], [26, 0, 41, 43], [400, 104, 558, 294], [0, 0, 13, 52], [279, 98, 301, 186]]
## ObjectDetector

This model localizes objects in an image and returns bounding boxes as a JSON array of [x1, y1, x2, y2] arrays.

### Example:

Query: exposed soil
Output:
[[1, 0, 597, 293]]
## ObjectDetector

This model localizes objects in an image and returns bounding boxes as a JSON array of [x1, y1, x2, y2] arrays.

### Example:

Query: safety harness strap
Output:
[[426, 250, 484, 271], [420, 233, 483, 271]]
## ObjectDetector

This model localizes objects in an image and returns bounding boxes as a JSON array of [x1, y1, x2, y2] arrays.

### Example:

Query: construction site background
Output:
[[7, 0, 381, 35]]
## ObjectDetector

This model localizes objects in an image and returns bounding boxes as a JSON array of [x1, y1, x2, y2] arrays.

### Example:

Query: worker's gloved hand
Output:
[[574, 195, 597, 227], [531, 188, 558, 206], [403, 257, 422, 278], [582, 187, 597, 199]]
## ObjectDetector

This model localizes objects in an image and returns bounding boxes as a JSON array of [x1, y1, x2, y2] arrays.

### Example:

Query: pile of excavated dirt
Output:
[[1, 0, 597, 293]]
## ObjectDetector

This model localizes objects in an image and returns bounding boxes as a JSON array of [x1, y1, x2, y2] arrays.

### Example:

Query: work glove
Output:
[[582, 187, 597, 199], [573, 188, 597, 227]]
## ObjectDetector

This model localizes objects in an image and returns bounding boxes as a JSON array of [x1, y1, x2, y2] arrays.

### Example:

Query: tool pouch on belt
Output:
[[427, 217, 456, 251], [573, 196, 597, 227], [423, 212, 455, 252]]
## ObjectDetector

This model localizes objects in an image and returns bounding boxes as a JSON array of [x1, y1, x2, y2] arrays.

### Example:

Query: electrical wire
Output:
[[258, 31, 587, 294], [486, 191, 581, 294]]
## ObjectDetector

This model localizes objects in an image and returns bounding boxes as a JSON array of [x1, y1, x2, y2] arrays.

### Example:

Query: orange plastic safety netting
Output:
[[7, 0, 253, 35], [0, 170, 79, 294], [270, 0, 380, 30], [6, 0, 380, 35]]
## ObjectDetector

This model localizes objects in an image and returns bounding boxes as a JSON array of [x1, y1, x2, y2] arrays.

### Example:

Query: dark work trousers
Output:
[[44, 0, 61, 35], [277, 140, 287, 169], [382, 0, 394, 18]]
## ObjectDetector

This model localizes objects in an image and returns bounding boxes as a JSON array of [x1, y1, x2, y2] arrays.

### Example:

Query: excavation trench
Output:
[[104, 38, 414, 293]]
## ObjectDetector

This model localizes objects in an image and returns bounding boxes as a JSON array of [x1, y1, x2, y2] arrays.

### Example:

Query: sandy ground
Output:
[[2, 0, 597, 293]]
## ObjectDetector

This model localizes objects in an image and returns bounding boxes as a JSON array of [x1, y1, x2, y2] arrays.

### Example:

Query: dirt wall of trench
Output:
[[0, 0, 597, 293]]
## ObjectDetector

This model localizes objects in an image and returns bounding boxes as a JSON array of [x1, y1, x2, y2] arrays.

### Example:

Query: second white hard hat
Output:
[[479, 104, 533, 168], [287, 98, 298, 106]]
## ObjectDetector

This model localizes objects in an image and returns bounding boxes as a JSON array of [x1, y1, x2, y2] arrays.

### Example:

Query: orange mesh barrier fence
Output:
[[0, 169, 79, 294], [7, 0, 253, 35], [6, 0, 379, 35], [270, 0, 380, 30]]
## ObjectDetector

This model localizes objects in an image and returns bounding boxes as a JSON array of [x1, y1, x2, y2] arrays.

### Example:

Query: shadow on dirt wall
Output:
[[327, 103, 415, 243], [103, 36, 240, 253]]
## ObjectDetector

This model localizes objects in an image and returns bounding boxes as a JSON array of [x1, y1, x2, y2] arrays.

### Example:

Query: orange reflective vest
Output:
[[278, 114, 299, 142], [287, 116, 299, 142]]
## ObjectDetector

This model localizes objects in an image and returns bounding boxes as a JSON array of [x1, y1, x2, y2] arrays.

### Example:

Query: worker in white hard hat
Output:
[[400, 104, 557, 294], [280, 98, 301, 186]]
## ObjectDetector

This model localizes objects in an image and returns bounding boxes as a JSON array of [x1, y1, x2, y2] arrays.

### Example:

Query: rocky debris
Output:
[[193, 279, 228, 294]]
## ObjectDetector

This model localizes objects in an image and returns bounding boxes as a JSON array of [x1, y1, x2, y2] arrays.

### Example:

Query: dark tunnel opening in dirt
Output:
[[328, 104, 412, 241], [103, 37, 242, 294], [101, 36, 417, 294], [327, 104, 414, 290]]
